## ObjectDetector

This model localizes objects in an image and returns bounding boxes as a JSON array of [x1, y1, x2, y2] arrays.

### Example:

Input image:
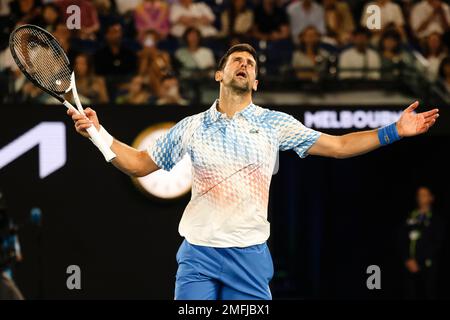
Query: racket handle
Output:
[[63, 100, 116, 162], [86, 126, 116, 162]]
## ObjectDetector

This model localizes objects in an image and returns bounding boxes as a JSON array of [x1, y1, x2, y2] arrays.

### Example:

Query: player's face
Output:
[[218, 51, 258, 93]]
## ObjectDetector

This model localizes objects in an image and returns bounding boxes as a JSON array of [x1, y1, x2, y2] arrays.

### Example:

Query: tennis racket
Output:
[[9, 24, 116, 162]]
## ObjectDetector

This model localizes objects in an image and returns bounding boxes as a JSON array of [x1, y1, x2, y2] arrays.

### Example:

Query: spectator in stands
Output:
[[155, 74, 189, 106], [322, 0, 355, 45], [39, 3, 60, 33], [94, 23, 138, 77], [399, 186, 445, 299], [170, 0, 218, 38], [73, 53, 109, 104], [93, 0, 121, 37], [175, 27, 215, 78], [218, 0, 254, 38], [360, 0, 406, 44], [52, 23, 79, 64], [379, 29, 412, 79], [10, 0, 41, 26], [134, 0, 170, 41], [115, 75, 152, 104], [138, 29, 173, 95], [422, 32, 448, 81], [0, 0, 13, 18], [287, 0, 325, 44], [338, 27, 381, 79], [438, 56, 450, 92], [292, 26, 329, 80], [57, 0, 100, 40], [410, 0, 450, 41], [253, 0, 289, 41]]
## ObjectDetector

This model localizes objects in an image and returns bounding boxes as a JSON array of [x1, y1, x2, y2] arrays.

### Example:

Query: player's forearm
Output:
[[110, 139, 159, 177], [335, 129, 381, 159]]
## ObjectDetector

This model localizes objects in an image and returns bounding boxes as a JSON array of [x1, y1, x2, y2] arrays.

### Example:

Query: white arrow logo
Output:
[[0, 122, 66, 178]]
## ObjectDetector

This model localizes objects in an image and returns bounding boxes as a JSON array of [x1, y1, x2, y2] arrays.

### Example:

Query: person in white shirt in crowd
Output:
[[175, 27, 216, 78], [170, 0, 218, 38], [338, 27, 381, 79], [218, 0, 254, 38], [422, 32, 448, 81], [292, 25, 330, 80], [322, 0, 355, 45], [410, 0, 450, 41], [360, 0, 406, 44], [287, 0, 326, 44]]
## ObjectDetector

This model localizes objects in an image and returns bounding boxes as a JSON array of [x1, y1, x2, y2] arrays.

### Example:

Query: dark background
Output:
[[0, 104, 449, 299]]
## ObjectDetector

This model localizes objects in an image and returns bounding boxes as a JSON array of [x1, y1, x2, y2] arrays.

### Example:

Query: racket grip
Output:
[[86, 126, 116, 162]]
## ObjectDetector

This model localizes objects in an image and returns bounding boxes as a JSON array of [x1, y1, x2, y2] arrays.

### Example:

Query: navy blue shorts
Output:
[[175, 239, 274, 300]]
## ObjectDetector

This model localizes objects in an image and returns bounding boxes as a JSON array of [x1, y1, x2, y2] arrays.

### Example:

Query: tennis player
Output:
[[68, 44, 439, 300]]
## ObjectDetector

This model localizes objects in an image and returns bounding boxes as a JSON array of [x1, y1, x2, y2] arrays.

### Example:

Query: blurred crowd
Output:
[[0, 0, 449, 105]]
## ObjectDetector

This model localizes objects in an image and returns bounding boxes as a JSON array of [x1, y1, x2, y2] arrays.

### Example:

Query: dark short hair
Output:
[[353, 27, 371, 38], [438, 56, 450, 79], [217, 43, 258, 74], [182, 27, 202, 44]]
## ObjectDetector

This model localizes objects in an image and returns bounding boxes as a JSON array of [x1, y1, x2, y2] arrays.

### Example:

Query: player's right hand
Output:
[[67, 107, 101, 139]]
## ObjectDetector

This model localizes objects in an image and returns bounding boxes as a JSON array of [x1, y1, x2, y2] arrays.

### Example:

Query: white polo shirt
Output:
[[149, 100, 321, 247]]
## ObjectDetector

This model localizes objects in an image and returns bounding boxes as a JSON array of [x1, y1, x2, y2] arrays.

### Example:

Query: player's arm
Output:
[[308, 101, 439, 159], [68, 108, 160, 177]]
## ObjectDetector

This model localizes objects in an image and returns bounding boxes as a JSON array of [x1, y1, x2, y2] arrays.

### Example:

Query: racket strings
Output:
[[11, 27, 72, 94]]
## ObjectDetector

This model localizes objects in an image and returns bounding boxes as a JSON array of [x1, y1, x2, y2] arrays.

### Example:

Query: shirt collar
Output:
[[208, 99, 257, 122]]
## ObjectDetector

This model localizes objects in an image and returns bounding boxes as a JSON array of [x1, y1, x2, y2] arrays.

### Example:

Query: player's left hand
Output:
[[396, 101, 439, 137]]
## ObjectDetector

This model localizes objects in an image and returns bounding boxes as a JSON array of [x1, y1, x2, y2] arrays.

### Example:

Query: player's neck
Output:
[[217, 90, 252, 119]]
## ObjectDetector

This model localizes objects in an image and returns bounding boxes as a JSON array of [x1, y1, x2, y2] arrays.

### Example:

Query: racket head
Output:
[[9, 24, 73, 101]]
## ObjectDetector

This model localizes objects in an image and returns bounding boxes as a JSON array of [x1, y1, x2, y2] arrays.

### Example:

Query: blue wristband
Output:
[[378, 123, 401, 145]]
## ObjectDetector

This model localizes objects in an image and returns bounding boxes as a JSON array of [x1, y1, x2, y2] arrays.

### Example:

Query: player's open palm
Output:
[[396, 101, 439, 137], [67, 107, 100, 138]]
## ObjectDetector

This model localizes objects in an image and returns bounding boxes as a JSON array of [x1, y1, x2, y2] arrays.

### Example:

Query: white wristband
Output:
[[90, 125, 114, 148]]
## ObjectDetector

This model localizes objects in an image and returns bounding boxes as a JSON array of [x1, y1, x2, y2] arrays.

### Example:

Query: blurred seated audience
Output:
[[115, 75, 152, 104], [218, 0, 254, 38], [73, 53, 109, 104], [322, 0, 355, 45], [57, 0, 100, 40], [175, 27, 216, 78], [360, 0, 406, 44], [338, 27, 381, 79], [94, 23, 137, 77], [379, 29, 412, 79], [134, 0, 170, 41], [422, 32, 448, 81], [39, 3, 60, 32], [410, 0, 450, 42], [253, 0, 289, 41], [10, 0, 41, 26], [138, 29, 173, 95], [170, 0, 218, 38], [292, 26, 330, 81], [115, 0, 142, 16], [155, 74, 189, 106], [287, 0, 325, 44], [438, 56, 450, 93]]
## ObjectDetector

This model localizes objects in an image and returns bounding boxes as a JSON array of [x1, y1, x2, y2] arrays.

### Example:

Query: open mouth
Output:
[[236, 71, 247, 79]]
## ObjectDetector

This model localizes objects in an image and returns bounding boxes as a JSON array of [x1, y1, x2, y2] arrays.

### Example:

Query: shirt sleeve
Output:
[[269, 111, 321, 158], [147, 116, 194, 171]]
